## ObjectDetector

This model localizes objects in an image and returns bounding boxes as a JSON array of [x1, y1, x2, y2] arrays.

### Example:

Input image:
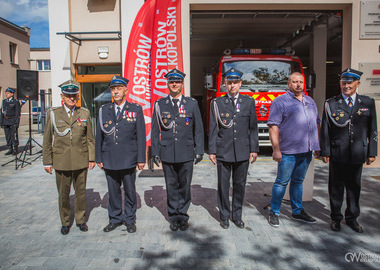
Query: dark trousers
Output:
[[55, 168, 88, 226], [105, 168, 137, 225], [217, 160, 249, 221], [162, 161, 193, 223], [3, 125, 18, 147], [329, 161, 363, 222]]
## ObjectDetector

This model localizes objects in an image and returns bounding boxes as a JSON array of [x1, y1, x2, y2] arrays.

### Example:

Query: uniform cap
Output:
[[5, 87, 15, 93], [59, 80, 80, 95], [164, 69, 186, 82], [223, 68, 243, 81], [340, 68, 363, 82], [110, 75, 129, 88]]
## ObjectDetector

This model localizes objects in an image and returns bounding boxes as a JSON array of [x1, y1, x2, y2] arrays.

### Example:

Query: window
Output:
[[38, 60, 51, 71], [9, 42, 17, 64]]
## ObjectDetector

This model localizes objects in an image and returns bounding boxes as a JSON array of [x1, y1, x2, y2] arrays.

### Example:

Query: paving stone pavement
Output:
[[1, 125, 380, 269]]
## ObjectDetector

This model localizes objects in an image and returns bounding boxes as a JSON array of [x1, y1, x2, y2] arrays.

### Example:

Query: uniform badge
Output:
[[78, 123, 82, 126], [186, 118, 189, 126], [123, 115, 126, 119], [226, 113, 229, 117], [332, 113, 336, 117], [223, 120, 226, 124], [357, 110, 361, 115], [163, 119, 167, 123], [335, 117, 339, 121], [339, 112, 344, 117], [168, 114, 171, 118], [104, 124, 108, 128], [109, 121, 112, 124]]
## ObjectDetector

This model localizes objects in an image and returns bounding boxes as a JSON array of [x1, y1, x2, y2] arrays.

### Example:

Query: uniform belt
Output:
[[5, 116, 15, 119]]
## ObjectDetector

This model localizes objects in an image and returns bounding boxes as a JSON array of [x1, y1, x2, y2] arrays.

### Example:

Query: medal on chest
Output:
[[179, 105, 186, 117], [77, 118, 87, 126]]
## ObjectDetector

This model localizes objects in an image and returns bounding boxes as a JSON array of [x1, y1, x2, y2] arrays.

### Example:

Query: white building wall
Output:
[[48, 0, 71, 107], [120, 0, 144, 74]]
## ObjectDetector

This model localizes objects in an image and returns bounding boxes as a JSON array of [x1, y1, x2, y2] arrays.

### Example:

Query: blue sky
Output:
[[0, 0, 49, 48]]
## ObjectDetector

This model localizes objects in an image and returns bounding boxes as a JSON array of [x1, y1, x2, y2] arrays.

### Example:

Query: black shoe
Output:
[[126, 223, 136, 233], [180, 221, 189, 231], [346, 220, 363, 233], [77, 223, 88, 232], [5, 148, 13, 155], [61, 226, 70, 235], [103, 222, 122, 232], [220, 220, 229, 229], [330, 221, 341, 232], [291, 210, 317, 223], [268, 213, 280, 228], [233, 220, 245, 229], [170, 221, 179, 231]]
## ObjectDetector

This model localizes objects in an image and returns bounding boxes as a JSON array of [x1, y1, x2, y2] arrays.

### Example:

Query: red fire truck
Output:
[[204, 48, 309, 146]]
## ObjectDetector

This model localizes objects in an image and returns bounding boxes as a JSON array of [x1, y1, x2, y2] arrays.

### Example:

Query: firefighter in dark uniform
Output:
[[321, 68, 377, 233], [209, 68, 259, 229], [95, 75, 146, 234], [151, 69, 204, 231], [1, 88, 21, 155]]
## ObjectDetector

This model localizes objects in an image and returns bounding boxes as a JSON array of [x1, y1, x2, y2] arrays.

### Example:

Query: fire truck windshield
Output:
[[221, 60, 301, 92]]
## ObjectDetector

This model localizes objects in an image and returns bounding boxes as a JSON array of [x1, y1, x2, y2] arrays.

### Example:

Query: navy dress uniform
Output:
[[43, 81, 95, 235], [151, 69, 204, 231], [95, 76, 146, 233], [209, 68, 259, 228], [321, 68, 377, 233], [1, 88, 21, 155]]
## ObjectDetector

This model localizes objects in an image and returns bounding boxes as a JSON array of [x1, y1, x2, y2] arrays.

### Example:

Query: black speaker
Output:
[[17, 70, 39, 101]]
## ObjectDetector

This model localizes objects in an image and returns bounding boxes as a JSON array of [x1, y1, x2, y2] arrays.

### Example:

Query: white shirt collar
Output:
[[227, 93, 239, 101], [63, 104, 75, 115], [169, 95, 182, 104], [342, 93, 357, 105], [115, 101, 126, 113]]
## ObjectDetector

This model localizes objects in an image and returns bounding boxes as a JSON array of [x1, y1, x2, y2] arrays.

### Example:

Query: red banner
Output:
[[150, 0, 183, 104], [124, 0, 183, 146]]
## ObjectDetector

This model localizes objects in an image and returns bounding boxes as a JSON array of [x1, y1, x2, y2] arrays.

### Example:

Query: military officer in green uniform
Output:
[[43, 81, 95, 235]]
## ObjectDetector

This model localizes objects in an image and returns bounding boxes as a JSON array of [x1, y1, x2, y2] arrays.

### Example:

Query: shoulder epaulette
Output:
[[79, 107, 90, 112]]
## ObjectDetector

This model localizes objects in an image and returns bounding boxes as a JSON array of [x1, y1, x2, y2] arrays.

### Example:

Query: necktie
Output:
[[69, 110, 73, 122], [348, 97, 353, 107], [173, 99, 179, 114], [116, 107, 121, 119], [230, 97, 236, 109]]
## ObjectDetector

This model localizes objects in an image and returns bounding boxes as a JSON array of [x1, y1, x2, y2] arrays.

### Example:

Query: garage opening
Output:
[[189, 9, 344, 138]]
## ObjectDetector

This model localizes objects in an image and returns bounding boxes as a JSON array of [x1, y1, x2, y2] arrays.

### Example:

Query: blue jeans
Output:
[[270, 151, 312, 216]]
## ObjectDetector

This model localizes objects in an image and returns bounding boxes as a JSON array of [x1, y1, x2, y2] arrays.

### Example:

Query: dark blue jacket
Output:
[[151, 95, 204, 163], [321, 94, 377, 164], [95, 101, 146, 170], [209, 94, 259, 162]]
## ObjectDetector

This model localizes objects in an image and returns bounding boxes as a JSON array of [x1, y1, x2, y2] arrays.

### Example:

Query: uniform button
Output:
[[116, 136, 118, 138], [234, 130, 237, 133], [351, 140, 353, 143], [116, 129, 118, 131], [116, 123, 118, 126], [234, 138, 236, 140], [116, 142, 118, 145], [175, 138, 178, 141], [175, 117, 178, 120]]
